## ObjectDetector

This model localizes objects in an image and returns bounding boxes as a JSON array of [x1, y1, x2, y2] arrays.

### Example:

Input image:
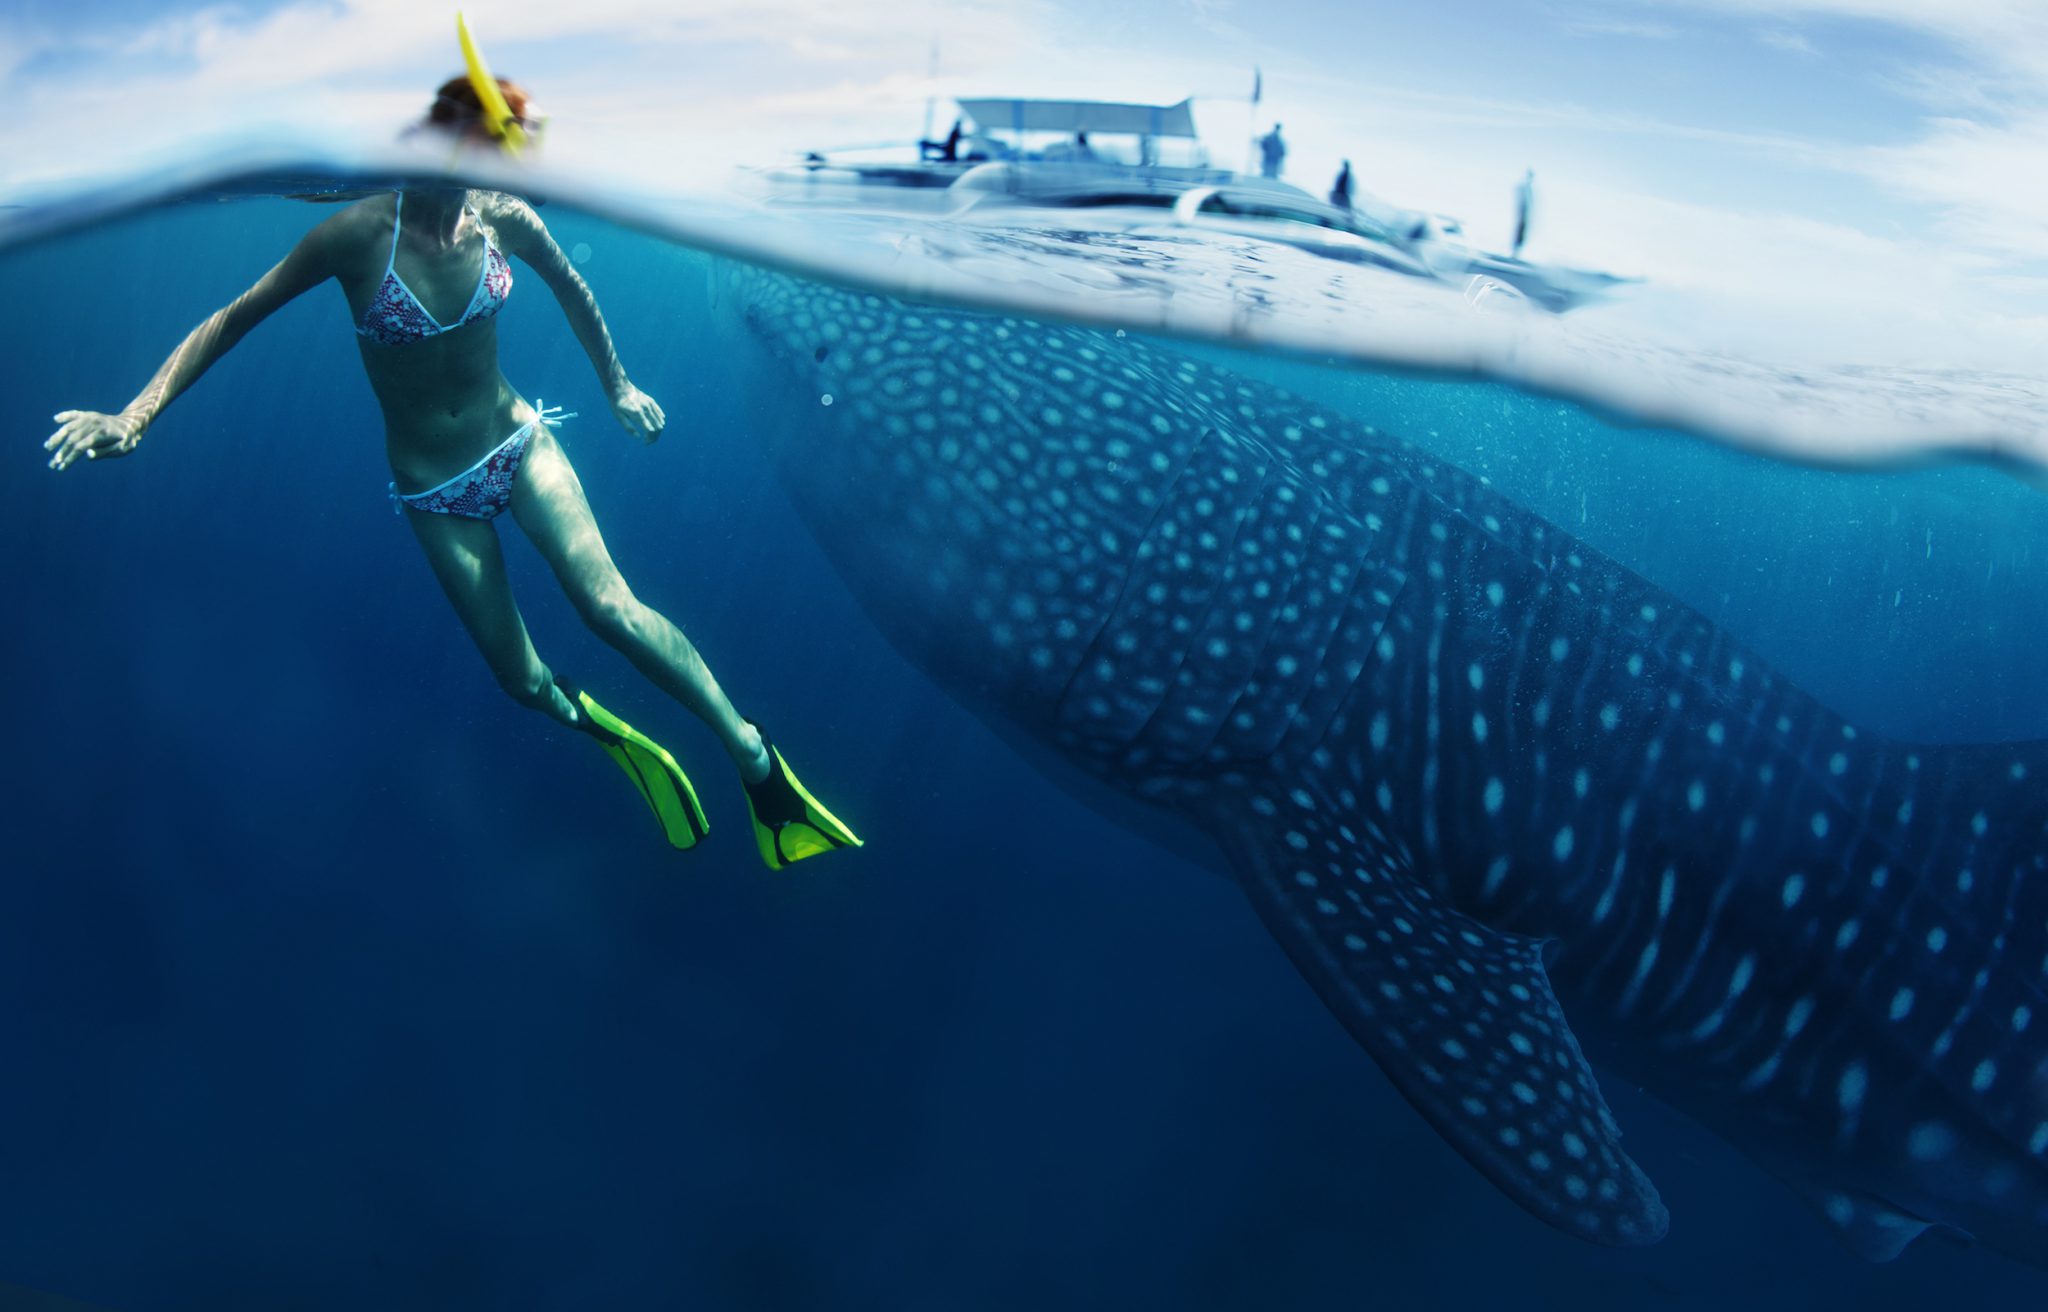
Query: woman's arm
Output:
[[45, 213, 348, 471], [487, 196, 665, 442]]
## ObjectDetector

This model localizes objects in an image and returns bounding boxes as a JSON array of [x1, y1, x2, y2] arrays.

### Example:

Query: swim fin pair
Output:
[[567, 686, 860, 868]]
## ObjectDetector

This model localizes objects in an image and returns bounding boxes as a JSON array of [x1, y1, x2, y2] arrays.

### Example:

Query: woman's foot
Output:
[[558, 682, 711, 851], [734, 719, 771, 785], [549, 683, 582, 727], [739, 723, 863, 869]]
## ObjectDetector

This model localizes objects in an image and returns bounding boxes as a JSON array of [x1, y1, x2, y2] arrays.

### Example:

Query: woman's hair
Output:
[[424, 74, 536, 139]]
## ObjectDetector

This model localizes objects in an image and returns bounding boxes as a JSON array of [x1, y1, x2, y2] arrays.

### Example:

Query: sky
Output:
[[2, 0, 2046, 366]]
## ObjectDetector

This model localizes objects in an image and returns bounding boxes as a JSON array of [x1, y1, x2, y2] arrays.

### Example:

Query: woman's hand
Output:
[[609, 382, 665, 445], [45, 410, 146, 471]]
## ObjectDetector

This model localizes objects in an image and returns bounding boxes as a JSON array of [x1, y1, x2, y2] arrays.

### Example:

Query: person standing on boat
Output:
[[921, 118, 964, 162], [1329, 159, 1354, 210], [1258, 123, 1287, 178], [1512, 168, 1536, 259], [41, 69, 863, 868]]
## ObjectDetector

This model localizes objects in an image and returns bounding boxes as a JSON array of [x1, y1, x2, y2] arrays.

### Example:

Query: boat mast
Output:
[[1244, 66, 1261, 175]]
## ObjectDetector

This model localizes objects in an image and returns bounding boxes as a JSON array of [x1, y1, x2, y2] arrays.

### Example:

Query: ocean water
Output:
[[3, 176, 2048, 1311]]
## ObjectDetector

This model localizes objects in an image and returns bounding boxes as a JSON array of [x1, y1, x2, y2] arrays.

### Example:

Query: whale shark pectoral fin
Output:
[[1211, 783, 1668, 1248], [1796, 1185, 1941, 1262]]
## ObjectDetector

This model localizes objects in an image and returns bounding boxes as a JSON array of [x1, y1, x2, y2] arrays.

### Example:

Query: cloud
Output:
[[1557, 16, 1687, 40], [0, 0, 1071, 190], [1605, 1, 2048, 267], [1272, 63, 1836, 198], [1855, 111, 2048, 262], [1633, 0, 2048, 90], [1875, 62, 2010, 116], [1753, 27, 1817, 55]]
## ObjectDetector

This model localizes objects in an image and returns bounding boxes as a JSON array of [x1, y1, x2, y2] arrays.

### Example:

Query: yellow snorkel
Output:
[[456, 11, 526, 156]]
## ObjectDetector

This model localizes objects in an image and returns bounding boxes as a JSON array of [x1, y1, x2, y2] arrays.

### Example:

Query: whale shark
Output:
[[720, 266, 2048, 1267]]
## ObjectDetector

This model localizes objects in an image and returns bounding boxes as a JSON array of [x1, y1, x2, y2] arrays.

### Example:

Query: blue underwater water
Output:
[[4, 197, 2048, 1310]]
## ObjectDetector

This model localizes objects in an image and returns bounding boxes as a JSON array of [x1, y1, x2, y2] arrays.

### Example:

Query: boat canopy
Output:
[[955, 98, 1199, 138]]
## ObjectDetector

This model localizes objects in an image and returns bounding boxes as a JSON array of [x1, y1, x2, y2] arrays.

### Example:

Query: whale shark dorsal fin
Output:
[[1213, 780, 1668, 1246]]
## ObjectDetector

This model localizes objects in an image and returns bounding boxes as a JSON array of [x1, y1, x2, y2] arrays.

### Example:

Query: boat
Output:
[[755, 96, 1630, 313], [762, 97, 1214, 196], [760, 96, 1421, 235]]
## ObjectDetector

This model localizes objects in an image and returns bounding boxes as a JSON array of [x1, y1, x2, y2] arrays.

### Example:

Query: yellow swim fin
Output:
[[570, 686, 708, 851], [741, 725, 863, 870]]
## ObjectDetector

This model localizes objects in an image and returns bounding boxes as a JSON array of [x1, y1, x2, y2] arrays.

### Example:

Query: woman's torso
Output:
[[335, 191, 526, 489]]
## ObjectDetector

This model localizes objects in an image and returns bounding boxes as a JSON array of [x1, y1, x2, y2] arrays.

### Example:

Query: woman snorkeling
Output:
[[43, 65, 859, 869]]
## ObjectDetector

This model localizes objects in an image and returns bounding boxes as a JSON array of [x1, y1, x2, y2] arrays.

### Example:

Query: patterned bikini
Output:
[[362, 194, 570, 519]]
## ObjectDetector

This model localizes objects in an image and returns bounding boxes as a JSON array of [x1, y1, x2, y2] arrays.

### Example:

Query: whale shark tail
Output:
[[1207, 772, 1669, 1247]]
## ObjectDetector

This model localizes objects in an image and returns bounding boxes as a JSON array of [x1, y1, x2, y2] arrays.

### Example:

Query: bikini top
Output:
[[356, 193, 513, 346]]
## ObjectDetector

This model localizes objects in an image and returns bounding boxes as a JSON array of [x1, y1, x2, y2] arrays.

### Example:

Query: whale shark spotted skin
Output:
[[724, 267, 2048, 1265]]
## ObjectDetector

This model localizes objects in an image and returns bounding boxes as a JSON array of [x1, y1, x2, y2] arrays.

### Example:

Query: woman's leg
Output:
[[509, 428, 769, 781], [405, 506, 580, 727]]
